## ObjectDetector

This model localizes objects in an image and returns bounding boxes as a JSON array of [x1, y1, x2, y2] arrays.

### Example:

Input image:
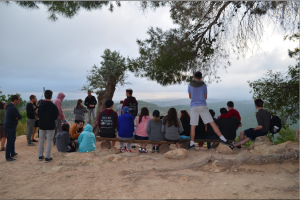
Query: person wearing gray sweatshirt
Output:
[[74, 99, 88, 124], [161, 108, 184, 149], [56, 123, 76, 152], [147, 110, 165, 153]]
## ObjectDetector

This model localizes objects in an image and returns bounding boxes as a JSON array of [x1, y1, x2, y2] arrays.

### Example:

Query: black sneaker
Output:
[[11, 153, 18, 157], [39, 156, 44, 161], [236, 145, 241, 149], [151, 147, 155, 153], [187, 144, 195, 151], [6, 157, 17, 162], [31, 139, 38, 142], [131, 145, 136, 149], [45, 157, 53, 163], [156, 146, 159, 153], [221, 141, 234, 149]]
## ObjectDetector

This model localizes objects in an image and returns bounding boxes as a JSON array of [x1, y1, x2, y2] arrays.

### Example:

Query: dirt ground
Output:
[[0, 135, 299, 199]]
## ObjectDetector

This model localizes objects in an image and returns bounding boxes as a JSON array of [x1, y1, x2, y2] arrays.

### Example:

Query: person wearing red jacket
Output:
[[218, 101, 241, 129]]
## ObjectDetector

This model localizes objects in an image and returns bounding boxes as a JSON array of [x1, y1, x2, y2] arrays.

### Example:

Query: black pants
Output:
[[4, 127, 16, 159], [67, 138, 77, 152]]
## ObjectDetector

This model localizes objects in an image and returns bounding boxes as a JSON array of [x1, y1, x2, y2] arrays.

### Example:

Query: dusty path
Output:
[[0, 135, 299, 199]]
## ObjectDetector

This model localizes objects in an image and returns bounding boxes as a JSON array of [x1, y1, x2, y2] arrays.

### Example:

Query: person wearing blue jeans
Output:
[[3, 95, 22, 162]]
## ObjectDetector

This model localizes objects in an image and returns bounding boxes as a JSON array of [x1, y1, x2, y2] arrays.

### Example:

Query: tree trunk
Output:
[[92, 79, 117, 135]]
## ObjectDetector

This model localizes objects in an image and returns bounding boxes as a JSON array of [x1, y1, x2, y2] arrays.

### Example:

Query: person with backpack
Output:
[[187, 71, 232, 150], [38, 90, 59, 163], [117, 106, 135, 153], [26, 95, 38, 146], [84, 90, 97, 125], [233, 99, 271, 149], [122, 88, 138, 117], [3, 95, 22, 162], [98, 100, 118, 148]]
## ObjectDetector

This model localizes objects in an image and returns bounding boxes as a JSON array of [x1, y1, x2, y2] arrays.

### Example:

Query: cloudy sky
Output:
[[0, 2, 298, 103]]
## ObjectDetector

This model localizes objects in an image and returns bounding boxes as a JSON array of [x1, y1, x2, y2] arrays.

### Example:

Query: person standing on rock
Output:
[[3, 95, 22, 162], [187, 71, 232, 150], [26, 95, 38, 146], [38, 90, 59, 163], [84, 90, 97, 125], [53, 92, 65, 146], [233, 99, 271, 149], [116, 100, 123, 116], [98, 100, 118, 148]]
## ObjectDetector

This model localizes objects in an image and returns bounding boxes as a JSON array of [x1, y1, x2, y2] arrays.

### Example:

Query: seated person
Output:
[[233, 99, 270, 149], [161, 108, 184, 149], [147, 110, 165, 153], [218, 107, 242, 142], [56, 122, 76, 152], [98, 100, 118, 147], [117, 106, 135, 153], [179, 110, 191, 139], [205, 109, 219, 149], [218, 101, 241, 129], [78, 124, 96, 153], [69, 120, 84, 141], [135, 107, 151, 153]]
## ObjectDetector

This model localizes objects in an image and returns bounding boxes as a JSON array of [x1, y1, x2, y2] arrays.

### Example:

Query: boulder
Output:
[[95, 147, 119, 156], [100, 140, 112, 149], [164, 148, 188, 159], [249, 136, 273, 150], [159, 144, 171, 153], [216, 143, 233, 154]]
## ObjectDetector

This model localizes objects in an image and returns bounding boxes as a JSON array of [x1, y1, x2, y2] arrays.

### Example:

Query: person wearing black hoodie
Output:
[[122, 88, 138, 117], [38, 90, 59, 163], [98, 100, 118, 147], [3, 95, 22, 162]]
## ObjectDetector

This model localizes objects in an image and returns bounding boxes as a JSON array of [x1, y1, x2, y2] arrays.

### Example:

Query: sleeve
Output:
[[65, 134, 70, 146], [70, 125, 80, 139], [84, 97, 89, 107], [147, 121, 151, 135], [73, 107, 76, 114], [26, 103, 35, 116], [235, 117, 241, 126], [93, 96, 97, 106], [220, 110, 233, 119], [94, 135, 96, 145], [122, 99, 127, 109], [178, 119, 184, 134], [188, 84, 191, 93], [204, 84, 207, 94], [83, 107, 88, 113], [256, 112, 263, 126], [15, 108, 22, 120], [114, 112, 118, 129], [53, 104, 59, 120], [58, 101, 64, 117]]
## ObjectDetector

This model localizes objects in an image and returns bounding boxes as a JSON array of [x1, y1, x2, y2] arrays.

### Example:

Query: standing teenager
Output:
[[187, 71, 232, 150], [0, 101, 7, 151], [122, 88, 138, 117], [74, 99, 88, 124], [26, 95, 37, 146], [116, 100, 124, 116], [38, 90, 59, 163], [53, 92, 65, 146], [84, 90, 97, 125], [4, 95, 22, 162]]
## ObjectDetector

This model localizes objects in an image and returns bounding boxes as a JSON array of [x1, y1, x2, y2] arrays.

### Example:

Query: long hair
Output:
[[163, 108, 179, 127], [138, 107, 149, 124], [76, 99, 83, 109], [153, 116, 159, 123], [180, 110, 190, 121]]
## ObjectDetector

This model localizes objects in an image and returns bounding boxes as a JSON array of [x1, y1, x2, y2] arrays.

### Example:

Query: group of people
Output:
[[0, 71, 272, 162]]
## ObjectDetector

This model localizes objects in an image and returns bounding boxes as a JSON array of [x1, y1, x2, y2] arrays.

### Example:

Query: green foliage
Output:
[[0, 93, 27, 110], [82, 49, 128, 96], [274, 125, 297, 145]]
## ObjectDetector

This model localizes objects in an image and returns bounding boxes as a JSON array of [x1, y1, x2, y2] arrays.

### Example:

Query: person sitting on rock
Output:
[[117, 106, 135, 153], [56, 122, 76, 153], [69, 120, 84, 142], [217, 101, 241, 130], [135, 107, 151, 153], [179, 110, 191, 140], [98, 100, 118, 148], [78, 124, 96, 153], [161, 108, 184, 149], [233, 99, 270, 149], [147, 110, 165, 153], [217, 108, 242, 143]]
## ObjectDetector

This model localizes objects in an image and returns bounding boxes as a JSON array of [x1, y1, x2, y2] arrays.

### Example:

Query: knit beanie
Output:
[[153, 110, 160, 118], [105, 100, 114, 108]]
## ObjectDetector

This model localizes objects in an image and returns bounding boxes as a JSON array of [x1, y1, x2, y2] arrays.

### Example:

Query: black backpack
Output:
[[269, 115, 282, 134]]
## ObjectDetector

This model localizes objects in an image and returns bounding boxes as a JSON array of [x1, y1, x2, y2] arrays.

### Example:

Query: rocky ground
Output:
[[0, 135, 299, 199]]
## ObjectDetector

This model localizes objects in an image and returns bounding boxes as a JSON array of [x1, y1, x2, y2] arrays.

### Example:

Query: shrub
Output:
[[269, 125, 297, 145]]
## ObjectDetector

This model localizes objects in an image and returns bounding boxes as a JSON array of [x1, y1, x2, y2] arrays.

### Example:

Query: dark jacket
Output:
[[180, 118, 190, 136], [206, 118, 218, 137], [147, 119, 165, 142], [218, 116, 241, 140], [38, 100, 59, 130], [195, 116, 206, 138], [84, 95, 97, 109], [56, 131, 71, 152], [26, 102, 37, 119], [117, 112, 135, 138], [4, 103, 22, 129], [98, 109, 118, 129], [122, 96, 138, 117]]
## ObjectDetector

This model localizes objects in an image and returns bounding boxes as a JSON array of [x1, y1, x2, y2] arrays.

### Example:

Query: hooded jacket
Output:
[[122, 96, 138, 117], [3, 103, 22, 129], [55, 131, 71, 152], [117, 112, 135, 138], [53, 93, 65, 120], [97, 109, 118, 129], [190, 80, 205, 88], [78, 124, 96, 153], [73, 106, 88, 121], [38, 100, 59, 130]]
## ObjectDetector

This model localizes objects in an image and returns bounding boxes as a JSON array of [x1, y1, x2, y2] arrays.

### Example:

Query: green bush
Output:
[[270, 125, 297, 145], [16, 111, 27, 136]]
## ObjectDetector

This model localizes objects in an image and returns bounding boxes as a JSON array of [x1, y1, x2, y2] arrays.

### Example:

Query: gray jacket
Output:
[[147, 119, 165, 142], [55, 131, 70, 152], [74, 106, 88, 121], [161, 117, 184, 140]]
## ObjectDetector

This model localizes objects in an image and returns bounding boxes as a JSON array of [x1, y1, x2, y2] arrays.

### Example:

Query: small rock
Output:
[[164, 148, 188, 159], [216, 143, 233, 154], [212, 160, 219, 167], [234, 169, 238, 172], [214, 169, 220, 173]]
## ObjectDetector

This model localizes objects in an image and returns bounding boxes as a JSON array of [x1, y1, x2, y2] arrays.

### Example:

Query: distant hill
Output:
[[145, 98, 222, 107]]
